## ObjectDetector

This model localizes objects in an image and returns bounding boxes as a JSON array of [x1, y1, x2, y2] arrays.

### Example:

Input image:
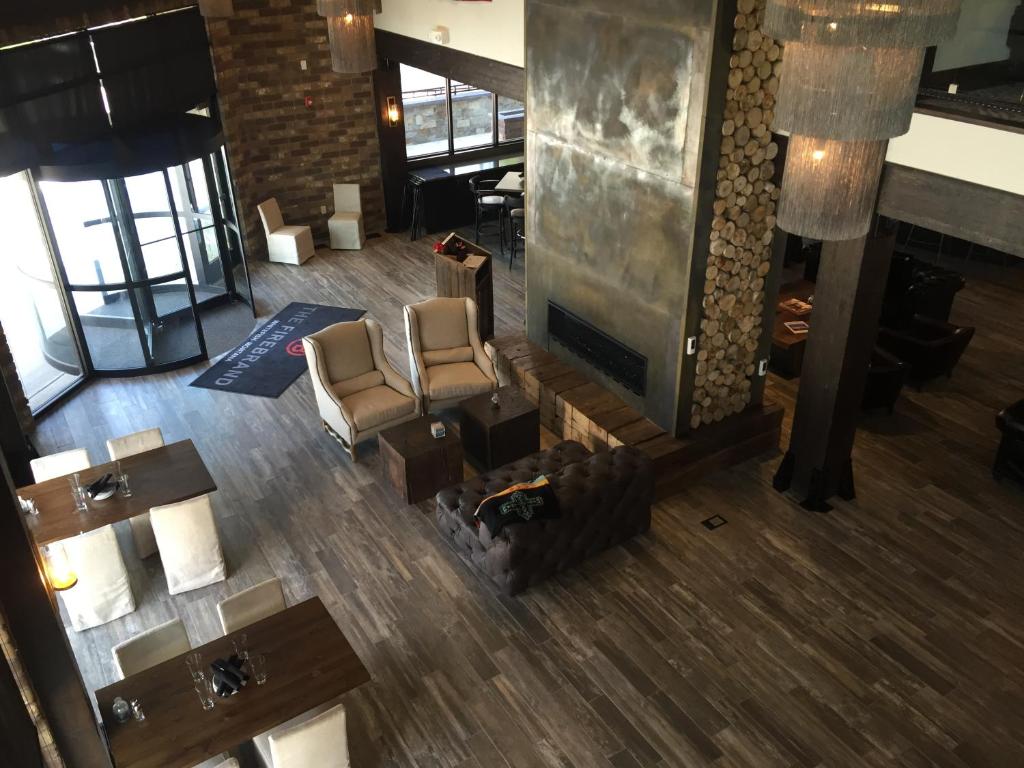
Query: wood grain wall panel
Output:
[[879, 164, 1024, 259]]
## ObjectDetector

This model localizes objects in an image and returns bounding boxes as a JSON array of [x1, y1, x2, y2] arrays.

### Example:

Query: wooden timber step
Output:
[[487, 333, 782, 500]]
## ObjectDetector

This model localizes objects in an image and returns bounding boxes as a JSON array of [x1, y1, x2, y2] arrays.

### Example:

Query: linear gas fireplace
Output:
[[548, 302, 647, 396]]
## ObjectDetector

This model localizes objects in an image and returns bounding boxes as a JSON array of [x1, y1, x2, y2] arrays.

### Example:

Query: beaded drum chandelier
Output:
[[765, 0, 962, 240], [318, 0, 379, 74]]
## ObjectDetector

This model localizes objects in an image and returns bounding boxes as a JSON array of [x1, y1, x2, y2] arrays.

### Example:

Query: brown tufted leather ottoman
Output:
[[435, 441, 655, 595]]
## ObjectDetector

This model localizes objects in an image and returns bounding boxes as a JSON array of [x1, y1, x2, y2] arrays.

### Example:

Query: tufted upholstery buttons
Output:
[[435, 441, 654, 595]]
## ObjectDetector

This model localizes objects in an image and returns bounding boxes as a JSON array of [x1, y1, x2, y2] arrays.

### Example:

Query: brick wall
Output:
[[0, 1, 386, 262], [207, 1, 385, 259], [0, 326, 33, 433]]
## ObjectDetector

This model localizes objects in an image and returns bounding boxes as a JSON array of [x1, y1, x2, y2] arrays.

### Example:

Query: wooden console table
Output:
[[435, 233, 494, 340]]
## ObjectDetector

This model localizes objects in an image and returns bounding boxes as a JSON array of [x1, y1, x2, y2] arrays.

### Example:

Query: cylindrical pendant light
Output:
[[318, 0, 379, 74], [766, 0, 962, 240], [776, 137, 886, 241], [198, 0, 234, 17], [773, 44, 924, 141], [765, 0, 962, 47]]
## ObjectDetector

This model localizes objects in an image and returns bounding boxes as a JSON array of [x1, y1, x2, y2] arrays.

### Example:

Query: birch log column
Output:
[[691, 0, 782, 429]]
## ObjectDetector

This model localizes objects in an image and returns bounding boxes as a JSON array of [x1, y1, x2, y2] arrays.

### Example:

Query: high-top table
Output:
[[18, 440, 216, 546], [94, 597, 370, 768], [494, 171, 524, 194]]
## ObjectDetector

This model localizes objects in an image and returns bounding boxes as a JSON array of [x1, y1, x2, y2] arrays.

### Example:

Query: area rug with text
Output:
[[190, 302, 365, 398]]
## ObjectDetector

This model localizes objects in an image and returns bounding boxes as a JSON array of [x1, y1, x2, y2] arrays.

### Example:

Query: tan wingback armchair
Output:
[[303, 319, 421, 460], [404, 297, 498, 412]]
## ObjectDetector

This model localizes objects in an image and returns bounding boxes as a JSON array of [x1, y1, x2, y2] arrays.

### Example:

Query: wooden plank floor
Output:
[[34, 235, 1024, 767]]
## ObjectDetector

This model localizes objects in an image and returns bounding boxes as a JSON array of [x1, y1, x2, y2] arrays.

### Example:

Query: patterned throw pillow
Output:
[[474, 476, 561, 537]]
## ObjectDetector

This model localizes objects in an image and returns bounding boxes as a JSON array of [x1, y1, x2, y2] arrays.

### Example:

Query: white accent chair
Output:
[[328, 184, 365, 250], [303, 319, 421, 461], [60, 526, 136, 632], [113, 617, 191, 679], [254, 702, 350, 768], [217, 577, 286, 635], [150, 495, 226, 595], [258, 198, 314, 266], [404, 297, 498, 411], [107, 427, 165, 559], [31, 448, 91, 482]]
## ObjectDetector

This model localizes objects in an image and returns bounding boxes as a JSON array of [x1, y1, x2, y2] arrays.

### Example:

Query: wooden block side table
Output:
[[379, 416, 463, 504], [459, 387, 540, 471]]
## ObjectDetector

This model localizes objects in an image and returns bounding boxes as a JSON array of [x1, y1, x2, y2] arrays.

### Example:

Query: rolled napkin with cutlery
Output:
[[86, 473, 118, 500], [210, 655, 250, 697]]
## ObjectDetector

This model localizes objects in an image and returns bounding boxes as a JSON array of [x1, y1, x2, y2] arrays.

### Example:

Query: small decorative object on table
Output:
[[112, 696, 131, 723], [430, 421, 446, 439], [779, 297, 812, 316], [130, 699, 145, 722], [784, 320, 810, 335], [490, 392, 501, 409]]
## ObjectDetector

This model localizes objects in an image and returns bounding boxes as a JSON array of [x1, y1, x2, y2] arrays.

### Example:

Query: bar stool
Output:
[[402, 178, 426, 242], [509, 206, 525, 268], [469, 175, 505, 253]]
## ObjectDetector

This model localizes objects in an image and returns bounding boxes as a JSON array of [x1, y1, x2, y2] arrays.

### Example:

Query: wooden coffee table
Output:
[[378, 416, 463, 504], [771, 280, 815, 378], [459, 386, 540, 471]]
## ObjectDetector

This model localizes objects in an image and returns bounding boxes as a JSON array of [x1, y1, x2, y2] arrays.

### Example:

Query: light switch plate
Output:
[[686, 336, 698, 356], [758, 359, 768, 376]]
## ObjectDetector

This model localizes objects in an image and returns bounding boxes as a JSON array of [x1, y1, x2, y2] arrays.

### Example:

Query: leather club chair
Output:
[[877, 315, 975, 386], [995, 400, 1024, 485], [861, 347, 906, 413], [404, 297, 498, 412], [436, 441, 654, 596], [303, 319, 421, 461]]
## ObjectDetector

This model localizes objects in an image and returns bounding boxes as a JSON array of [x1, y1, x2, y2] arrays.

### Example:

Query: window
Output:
[[451, 80, 495, 151], [919, 0, 1024, 114], [401, 65, 450, 159], [498, 95, 526, 142], [400, 64, 525, 160]]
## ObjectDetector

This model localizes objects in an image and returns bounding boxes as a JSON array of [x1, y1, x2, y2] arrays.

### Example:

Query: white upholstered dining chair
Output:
[[150, 495, 226, 595], [253, 701, 350, 768], [258, 198, 315, 265], [107, 427, 165, 559], [217, 577, 286, 635], [328, 183, 365, 250], [404, 297, 498, 411], [60, 525, 136, 632], [112, 617, 191, 679], [31, 448, 92, 482], [303, 318, 421, 461]]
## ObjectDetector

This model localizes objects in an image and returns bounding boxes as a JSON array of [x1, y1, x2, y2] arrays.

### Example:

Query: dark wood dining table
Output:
[[94, 597, 371, 768], [17, 439, 217, 546]]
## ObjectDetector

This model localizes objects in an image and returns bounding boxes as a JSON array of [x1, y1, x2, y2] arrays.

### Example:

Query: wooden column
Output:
[[773, 225, 896, 510], [372, 58, 409, 233], [0, 366, 111, 766], [0, 635, 43, 767]]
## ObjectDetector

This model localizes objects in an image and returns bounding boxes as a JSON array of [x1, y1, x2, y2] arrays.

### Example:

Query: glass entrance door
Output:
[[0, 172, 84, 411], [35, 156, 248, 373]]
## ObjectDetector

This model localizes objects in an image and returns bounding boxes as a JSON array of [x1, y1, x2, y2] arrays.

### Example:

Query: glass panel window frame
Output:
[[400, 64, 525, 162]]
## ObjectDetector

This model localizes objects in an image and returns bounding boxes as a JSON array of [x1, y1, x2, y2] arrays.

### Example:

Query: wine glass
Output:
[[250, 654, 268, 686], [232, 633, 249, 662], [185, 652, 205, 684], [194, 677, 215, 711]]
